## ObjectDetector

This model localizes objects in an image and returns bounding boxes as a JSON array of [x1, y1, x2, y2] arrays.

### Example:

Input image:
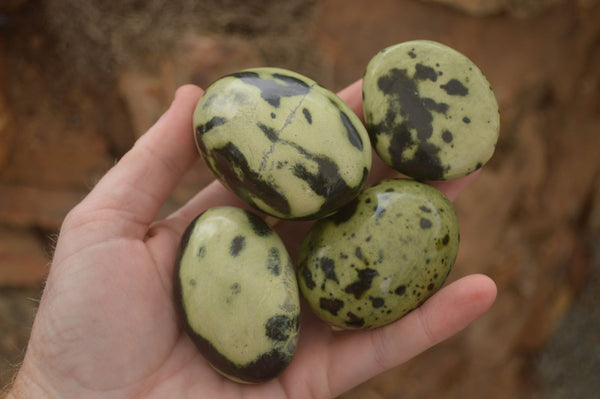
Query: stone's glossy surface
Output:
[[297, 179, 459, 330], [194, 67, 371, 220], [363, 40, 500, 180], [174, 207, 300, 383]]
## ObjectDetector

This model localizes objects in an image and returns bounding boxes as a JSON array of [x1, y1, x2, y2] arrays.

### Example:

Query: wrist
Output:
[[5, 375, 42, 399], [4, 363, 57, 399]]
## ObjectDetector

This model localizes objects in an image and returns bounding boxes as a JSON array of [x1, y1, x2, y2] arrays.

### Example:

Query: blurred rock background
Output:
[[1, 0, 599, 397]]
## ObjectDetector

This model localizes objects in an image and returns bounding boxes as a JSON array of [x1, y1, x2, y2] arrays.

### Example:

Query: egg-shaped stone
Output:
[[194, 67, 371, 220], [363, 40, 500, 180], [297, 179, 459, 330], [174, 206, 300, 383]]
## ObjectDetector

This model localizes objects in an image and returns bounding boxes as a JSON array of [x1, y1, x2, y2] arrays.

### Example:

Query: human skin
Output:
[[5, 80, 496, 399]]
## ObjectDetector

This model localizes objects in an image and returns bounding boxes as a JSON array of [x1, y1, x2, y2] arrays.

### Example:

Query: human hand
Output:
[[6, 81, 496, 399]]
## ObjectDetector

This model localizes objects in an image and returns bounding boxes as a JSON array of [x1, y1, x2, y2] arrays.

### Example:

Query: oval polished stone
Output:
[[174, 207, 300, 383], [194, 67, 371, 220], [297, 179, 459, 330], [363, 40, 500, 180]]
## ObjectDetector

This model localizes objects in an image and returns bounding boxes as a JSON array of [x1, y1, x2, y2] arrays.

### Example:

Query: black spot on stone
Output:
[[395, 285, 406, 295], [271, 112, 276, 119], [231, 71, 311, 108], [211, 143, 291, 217], [408, 49, 416, 58], [320, 257, 339, 283], [267, 247, 281, 276], [302, 107, 312, 124], [300, 265, 316, 290], [229, 235, 246, 257], [198, 246, 206, 258], [370, 297, 385, 308], [345, 312, 365, 328], [230, 282, 241, 294], [291, 154, 356, 217], [463, 116, 471, 123], [189, 279, 196, 286], [376, 68, 448, 142], [442, 234, 450, 245], [414, 63, 438, 82], [329, 198, 359, 225], [273, 72, 310, 88], [344, 268, 379, 299], [427, 283, 435, 291], [365, 235, 372, 242], [370, 114, 445, 179], [339, 110, 364, 151], [230, 71, 260, 79], [420, 205, 431, 213], [194, 339, 293, 384], [355, 246, 363, 259], [195, 130, 210, 159], [265, 314, 294, 341], [386, 126, 445, 179], [442, 130, 453, 143], [340, 252, 349, 259], [176, 213, 204, 265], [475, 162, 483, 170], [421, 98, 449, 117], [440, 79, 469, 96], [195, 116, 227, 137], [257, 122, 279, 142], [320, 297, 344, 316], [244, 211, 272, 237]]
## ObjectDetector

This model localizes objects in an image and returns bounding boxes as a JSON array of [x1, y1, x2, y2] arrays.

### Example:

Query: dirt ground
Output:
[[1, 0, 600, 397]]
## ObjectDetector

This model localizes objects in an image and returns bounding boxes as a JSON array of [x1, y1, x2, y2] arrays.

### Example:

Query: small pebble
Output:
[[297, 179, 459, 330], [363, 40, 500, 180], [194, 67, 371, 220], [175, 207, 300, 383]]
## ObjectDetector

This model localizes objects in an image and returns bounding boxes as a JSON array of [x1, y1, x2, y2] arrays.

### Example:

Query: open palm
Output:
[[9, 82, 496, 399]]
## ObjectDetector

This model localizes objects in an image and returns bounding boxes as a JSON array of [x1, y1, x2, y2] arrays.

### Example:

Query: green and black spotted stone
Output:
[[297, 179, 459, 330], [174, 207, 300, 383], [194, 67, 372, 220], [362, 40, 500, 180]]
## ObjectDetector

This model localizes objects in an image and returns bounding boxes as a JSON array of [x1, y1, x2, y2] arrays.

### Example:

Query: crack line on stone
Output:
[[258, 83, 316, 174]]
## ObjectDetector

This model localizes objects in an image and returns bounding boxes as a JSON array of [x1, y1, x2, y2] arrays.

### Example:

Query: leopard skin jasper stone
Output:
[[193, 67, 371, 220], [174, 206, 300, 383], [362, 40, 500, 180], [297, 179, 459, 330]]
